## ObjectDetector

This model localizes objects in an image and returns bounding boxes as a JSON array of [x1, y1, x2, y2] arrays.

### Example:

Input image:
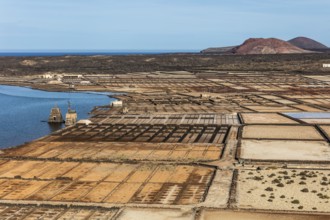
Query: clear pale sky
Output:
[[0, 0, 329, 51]]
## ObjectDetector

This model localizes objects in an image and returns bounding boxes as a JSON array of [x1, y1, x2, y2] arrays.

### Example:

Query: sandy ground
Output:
[[20, 60, 37, 66], [259, 95, 281, 100], [202, 170, 233, 208], [0, 160, 214, 205], [245, 105, 299, 113], [302, 119, 330, 124], [240, 140, 330, 161], [237, 169, 330, 212], [0, 206, 118, 220], [294, 105, 325, 112], [320, 126, 330, 137], [200, 210, 330, 220], [242, 125, 324, 140], [241, 113, 298, 124], [5, 141, 222, 162], [117, 208, 194, 220], [304, 75, 330, 82]]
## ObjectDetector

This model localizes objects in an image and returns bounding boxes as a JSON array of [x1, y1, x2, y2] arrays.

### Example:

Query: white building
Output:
[[47, 80, 62, 84], [42, 74, 53, 79], [63, 74, 83, 79], [323, 64, 330, 68], [77, 119, 92, 125], [200, 93, 211, 99], [80, 81, 91, 85], [112, 100, 123, 107]]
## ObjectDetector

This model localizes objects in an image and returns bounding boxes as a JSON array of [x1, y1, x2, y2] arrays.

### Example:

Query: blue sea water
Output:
[[0, 50, 198, 57], [0, 85, 115, 149]]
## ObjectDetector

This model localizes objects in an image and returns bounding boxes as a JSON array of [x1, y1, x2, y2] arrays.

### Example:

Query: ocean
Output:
[[0, 85, 115, 149], [0, 50, 198, 57]]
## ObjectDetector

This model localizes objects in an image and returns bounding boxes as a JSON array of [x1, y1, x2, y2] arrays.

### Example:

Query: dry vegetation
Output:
[[0, 53, 330, 77], [238, 169, 330, 212]]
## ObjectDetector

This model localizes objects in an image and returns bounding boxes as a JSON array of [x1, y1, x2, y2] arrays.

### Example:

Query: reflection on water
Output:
[[48, 123, 64, 133], [0, 85, 115, 149]]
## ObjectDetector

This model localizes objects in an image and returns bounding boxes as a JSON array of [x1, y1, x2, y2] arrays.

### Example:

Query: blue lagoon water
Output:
[[0, 85, 114, 149]]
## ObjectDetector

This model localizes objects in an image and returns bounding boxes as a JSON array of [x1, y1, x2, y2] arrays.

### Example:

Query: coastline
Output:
[[0, 84, 116, 149], [0, 81, 122, 99]]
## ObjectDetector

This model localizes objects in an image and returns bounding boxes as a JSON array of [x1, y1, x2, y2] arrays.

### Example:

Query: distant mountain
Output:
[[201, 46, 236, 54], [288, 37, 328, 51], [201, 37, 327, 55], [229, 38, 311, 55]]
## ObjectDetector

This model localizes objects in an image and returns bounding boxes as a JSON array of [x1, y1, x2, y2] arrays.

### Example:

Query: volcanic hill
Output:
[[228, 38, 310, 55], [288, 37, 328, 51]]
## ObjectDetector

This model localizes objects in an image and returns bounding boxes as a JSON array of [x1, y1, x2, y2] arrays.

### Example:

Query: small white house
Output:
[[112, 100, 123, 107], [80, 81, 91, 85], [200, 93, 211, 99], [43, 74, 53, 79], [47, 80, 62, 85], [63, 74, 83, 79], [77, 119, 92, 125], [323, 64, 330, 68]]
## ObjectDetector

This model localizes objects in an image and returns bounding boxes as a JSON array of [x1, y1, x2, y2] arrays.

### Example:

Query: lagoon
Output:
[[0, 85, 114, 149]]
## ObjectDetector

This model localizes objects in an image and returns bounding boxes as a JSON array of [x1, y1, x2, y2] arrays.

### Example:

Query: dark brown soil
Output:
[[1, 53, 330, 77]]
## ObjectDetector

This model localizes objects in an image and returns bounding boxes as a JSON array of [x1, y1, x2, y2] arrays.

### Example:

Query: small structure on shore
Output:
[[200, 93, 211, 99], [48, 105, 64, 123], [77, 119, 92, 125], [323, 64, 330, 68], [112, 100, 123, 107], [65, 101, 77, 126], [42, 74, 53, 79]]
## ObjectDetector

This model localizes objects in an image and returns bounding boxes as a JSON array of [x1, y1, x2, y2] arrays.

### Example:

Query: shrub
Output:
[[268, 173, 276, 178], [291, 200, 300, 204], [253, 176, 263, 181], [272, 179, 281, 184]]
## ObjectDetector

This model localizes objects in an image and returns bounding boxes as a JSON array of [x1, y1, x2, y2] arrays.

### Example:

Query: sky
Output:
[[0, 0, 329, 51]]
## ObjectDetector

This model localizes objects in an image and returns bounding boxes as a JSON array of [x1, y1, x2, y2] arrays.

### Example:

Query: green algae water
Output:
[[0, 85, 114, 149]]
